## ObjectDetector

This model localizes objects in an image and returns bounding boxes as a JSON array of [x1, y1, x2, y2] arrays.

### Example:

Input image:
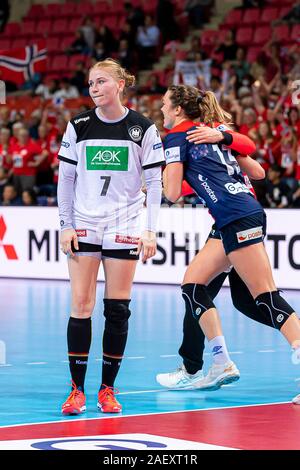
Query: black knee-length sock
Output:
[[67, 317, 92, 392]]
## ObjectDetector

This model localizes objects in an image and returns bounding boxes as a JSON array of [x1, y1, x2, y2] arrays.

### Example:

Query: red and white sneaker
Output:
[[97, 385, 122, 413], [61, 381, 86, 415]]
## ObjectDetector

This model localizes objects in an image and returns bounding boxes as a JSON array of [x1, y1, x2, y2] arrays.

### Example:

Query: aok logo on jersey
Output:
[[86, 146, 128, 171]]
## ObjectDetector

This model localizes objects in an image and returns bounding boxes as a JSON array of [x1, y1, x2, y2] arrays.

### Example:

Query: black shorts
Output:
[[219, 211, 267, 256], [71, 241, 140, 260], [207, 224, 221, 241]]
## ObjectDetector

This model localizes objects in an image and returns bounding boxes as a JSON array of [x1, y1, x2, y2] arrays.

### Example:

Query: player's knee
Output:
[[72, 292, 96, 317], [181, 283, 215, 321], [103, 299, 131, 334], [255, 290, 295, 330]]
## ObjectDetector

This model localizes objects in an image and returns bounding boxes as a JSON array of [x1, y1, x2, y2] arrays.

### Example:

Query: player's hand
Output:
[[137, 230, 157, 263], [186, 126, 223, 144], [60, 228, 79, 257]]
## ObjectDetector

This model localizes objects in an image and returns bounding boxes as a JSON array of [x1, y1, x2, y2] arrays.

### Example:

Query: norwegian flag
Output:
[[0, 41, 47, 85]]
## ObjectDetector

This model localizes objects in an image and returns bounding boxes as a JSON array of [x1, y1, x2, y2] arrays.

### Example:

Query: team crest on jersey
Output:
[[128, 126, 143, 142]]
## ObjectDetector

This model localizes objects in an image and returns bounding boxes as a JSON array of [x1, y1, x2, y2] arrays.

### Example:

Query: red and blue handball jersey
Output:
[[164, 120, 262, 229]]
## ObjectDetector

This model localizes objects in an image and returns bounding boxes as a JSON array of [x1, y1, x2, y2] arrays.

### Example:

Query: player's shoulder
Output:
[[126, 109, 155, 132], [70, 108, 96, 130]]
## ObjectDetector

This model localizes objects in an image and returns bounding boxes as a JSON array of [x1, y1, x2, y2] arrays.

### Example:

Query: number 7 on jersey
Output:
[[100, 176, 111, 196]]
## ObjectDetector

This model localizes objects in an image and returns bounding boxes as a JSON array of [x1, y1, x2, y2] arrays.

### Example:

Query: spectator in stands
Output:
[[232, 48, 251, 87], [0, 107, 10, 128], [0, 168, 9, 202], [136, 15, 160, 70], [53, 78, 79, 101], [210, 75, 223, 101], [142, 74, 167, 95], [185, 0, 213, 29], [10, 122, 24, 146], [92, 41, 107, 62], [265, 164, 292, 208], [0, 128, 11, 172], [1, 185, 22, 206], [10, 128, 41, 194], [0, 0, 10, 33], [70, 61, 88, 95], [239, 108, 258, 136], [35, 77, 59, 100], [241, 0, 266, 7], [287, 107, 300, 135], [279, 128, 298, 176], [124, 1, 145, 36], [156, 0, 178, 44], [119, 21, 136, 50], [255, 122, 275, 171], [95, 25, 117, 54], [21, 188, 38, 206], [80, 16, 96, 51], [67, 30, 90, 56], [282, 0, 300, 24], [116, 39, 134, 70], [215, 30, 238, 63]]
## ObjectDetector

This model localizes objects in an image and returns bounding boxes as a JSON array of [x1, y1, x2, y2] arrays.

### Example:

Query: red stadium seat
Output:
[[92, 1, 110, 15], [2, 22, 21, 38], [110, 0, 126, 14], [68, 54, 86, 69], [291, 24, 300, 42], [59, 2, 79, 18], [201, 30, 219, 48], [20, 21, 36, 38], [0, 39, 11, 51], [273, 24, 290, 43], [260, 7, 279, 23], [50, 19, 69, 36], [253, 26, 271, 45], [279, 6, 291, 18], [246, 46, 261, 63], [36, 20, 52, 37], [44, 3, 62, 19], [69, 17, 82, 33], [242, 8, 260, 25], [26, 4, 46, 20], [74, 2, 93, 17], [236, 27, 253, 46], [60, 35, 75, 51], [50, 55, 69, 73], [45, 37, 60, 55], [223, 9, 243, 27], [11, 38, 28, 49], [143, 0, 158, 16]]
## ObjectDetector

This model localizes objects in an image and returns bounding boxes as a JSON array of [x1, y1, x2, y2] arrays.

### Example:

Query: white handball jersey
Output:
[[58, 108, 165, 228]]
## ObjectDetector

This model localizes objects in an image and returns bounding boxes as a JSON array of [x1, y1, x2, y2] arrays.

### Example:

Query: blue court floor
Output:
[[1, 279, 300, 428]]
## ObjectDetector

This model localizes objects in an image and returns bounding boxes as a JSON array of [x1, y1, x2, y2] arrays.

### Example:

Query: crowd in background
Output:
[[0, 0, 299, 208]]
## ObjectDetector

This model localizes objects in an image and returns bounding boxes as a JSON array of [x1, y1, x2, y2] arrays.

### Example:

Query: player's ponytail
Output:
[[89, 58, 136, 89], [198, 91, 232, 127]]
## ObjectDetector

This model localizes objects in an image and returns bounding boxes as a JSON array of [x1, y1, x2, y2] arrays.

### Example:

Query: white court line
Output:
[[126, 356, 145, 360], [26, 362, 47, 365], [160, 355, 177, 358], [0, 364, 12, 367], [228, 351, 243, 355], [0, 400, 292, 429], [258, 350, 276, 353]]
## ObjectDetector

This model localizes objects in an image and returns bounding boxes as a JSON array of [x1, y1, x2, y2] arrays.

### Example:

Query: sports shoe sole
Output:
[[195, 373, 240, 391], [156, 381, 200, 390], [62, 405, 86, 415], [97, 402, 122, 413]]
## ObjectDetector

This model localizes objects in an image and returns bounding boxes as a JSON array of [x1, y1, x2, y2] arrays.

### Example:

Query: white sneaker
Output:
[[291, 347, 300, 365], [193, 361, 240, 391], [292, 393, 300, 405], [156, 365, 204, 390]]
